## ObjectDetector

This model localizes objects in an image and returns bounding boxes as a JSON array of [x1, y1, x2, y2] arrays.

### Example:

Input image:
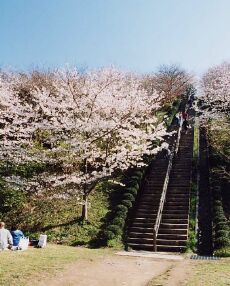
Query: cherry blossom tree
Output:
[[0, 67, 170, 219], [142, 64, 192, 104], [198, 62, 230, 181], [200, 62, 230, 116]]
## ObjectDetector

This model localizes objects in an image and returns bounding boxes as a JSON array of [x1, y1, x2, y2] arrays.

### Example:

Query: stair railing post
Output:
[[153, 229, 157, 251]]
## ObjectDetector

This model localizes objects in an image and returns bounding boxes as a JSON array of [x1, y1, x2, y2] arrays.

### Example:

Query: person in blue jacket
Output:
[[10, 226, 24, 247]]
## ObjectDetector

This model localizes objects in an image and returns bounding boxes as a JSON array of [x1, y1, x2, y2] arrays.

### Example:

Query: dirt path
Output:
[[146, 259, 192, 286], [164, 260, 192, 286], [34, 255, 174, 286]]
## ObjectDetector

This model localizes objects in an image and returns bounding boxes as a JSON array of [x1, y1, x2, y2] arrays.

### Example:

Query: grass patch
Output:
[[0, 244, 113, 286], [186, 259, 230, 286], [1, 187, 110, 247], [214, 247, 230, 257], [146, 266, 174, 286]]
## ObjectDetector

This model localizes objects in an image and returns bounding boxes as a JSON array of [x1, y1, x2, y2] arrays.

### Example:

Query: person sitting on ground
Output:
[[11, 225, 24, 247], [0, 222, 13, 250]]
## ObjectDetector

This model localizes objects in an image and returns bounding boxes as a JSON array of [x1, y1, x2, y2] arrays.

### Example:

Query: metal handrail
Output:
[[153, 125, 182, 251]]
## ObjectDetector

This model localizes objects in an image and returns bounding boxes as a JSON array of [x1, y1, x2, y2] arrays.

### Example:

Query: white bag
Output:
[[18, 237, 29, 250], [38, 234, 47, 248]]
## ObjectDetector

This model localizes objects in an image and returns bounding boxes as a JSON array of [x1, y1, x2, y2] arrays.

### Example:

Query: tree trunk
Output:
[[81, 193, 88, 220]]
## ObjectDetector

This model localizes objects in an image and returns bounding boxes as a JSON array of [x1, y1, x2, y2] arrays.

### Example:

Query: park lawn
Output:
[[186, 259, 230, 286], [0, 244, 112, 286]]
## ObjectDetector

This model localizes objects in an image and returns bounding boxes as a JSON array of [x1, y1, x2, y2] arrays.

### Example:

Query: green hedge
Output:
[[212, 185, 230, 256], [105, 167, 145, 247]]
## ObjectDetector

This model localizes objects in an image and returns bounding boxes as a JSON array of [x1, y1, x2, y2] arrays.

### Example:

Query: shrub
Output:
[[213, 212, 223, 220], [214, 200, 222, 207], [123, 193, 135, 202], [215, 221, 229, 231], [112, 217, 125, 228], [116, 204, 128, 213], [186, 231, 197, 253], [214, 247, 230, 257], [215, 236, 230, 248], [107, 236, 123, 248], [127, 181, 139, 189], [121, 200, 132, 209], [130, 172, 143, 183], [126, 187, 138, 196], [216, 230, 229, 238], [116, 211, 127, 219], [107, 224, 122, 235], [104, 166, 146, 247], [132, 170, 143, 178], [106, 230, 116, 240]]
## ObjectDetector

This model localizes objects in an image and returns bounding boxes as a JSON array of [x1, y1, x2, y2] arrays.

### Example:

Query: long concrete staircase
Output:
[[156, 128, 193, 251], [127, 125, 194, 252], [127, 157, 169, 251]]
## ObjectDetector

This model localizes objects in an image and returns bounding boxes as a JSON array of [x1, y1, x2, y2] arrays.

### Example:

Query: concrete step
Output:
[[163, 210, 189, 214], [167, 193, 190, 197], [127, 237, 154, 244], [133, 217, 156, 223], [136, 206, 158, 211], [168, 186, 191, 190], [169, 174, 191, 177], [169, 178, 190, 181], [156, 245, 186, 252], [156, 239, 187, 246], [164, 197, 189, 202], [144, 185, 164, 190], [162, 213, 188, 219], [163, 206, 189, 211], [161, 218, 188, 224], [137, 202, 160, 207], [170, 165, 191, 168], [171, 165, 192, 169], [143, 189, 163, 194], [140, 198, 161, 203], [167, 190, 190, 195], [164, 201, 189, 206], [139, 198, 161, 204], [142, 194, 162, 198], [169, 175, 191, 179], [145, 178, 166, 182], [164, 205, 189, 210], [136, 207, 158, 214], [160, 223, 188, 229], [131, 222, 154, 228], [128, 243, 154, 251], [167, 183, 191, 187], [144, 184, 165, 188], [128, 232, 153, 239], [129, 227, 153, 233], [157, 233, 187, 240], [158, 228, 188, 235], [169, 178, 191, 182], [134, 213, 157, 218], [141, 193, 162, 197], [166, 193, 189, 197]]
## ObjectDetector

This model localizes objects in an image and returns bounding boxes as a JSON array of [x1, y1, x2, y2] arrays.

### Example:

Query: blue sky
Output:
[[0, 0, 230, 74]]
